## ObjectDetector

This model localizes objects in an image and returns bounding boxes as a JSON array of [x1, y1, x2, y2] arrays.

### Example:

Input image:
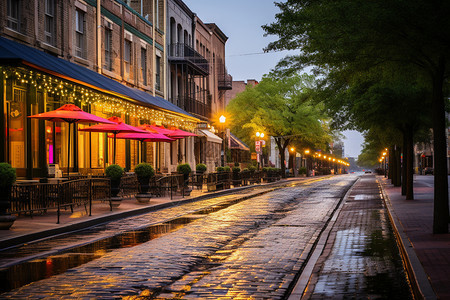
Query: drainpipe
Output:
[[152, 0, 156, 97], [97, 0, 102, 73]]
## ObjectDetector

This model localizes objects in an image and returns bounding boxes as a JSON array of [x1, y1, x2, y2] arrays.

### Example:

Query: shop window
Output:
[[8, 88, 26, 169]]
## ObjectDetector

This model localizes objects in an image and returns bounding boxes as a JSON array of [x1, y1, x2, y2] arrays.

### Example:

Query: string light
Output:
[[1, 66, 198, 131]]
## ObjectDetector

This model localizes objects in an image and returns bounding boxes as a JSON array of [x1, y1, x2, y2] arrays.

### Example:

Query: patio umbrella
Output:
[[79, 116, 148, 164], [167, 127, 198, 138], [147, 124, 177, 136], [111, 132, 175, 163], [28, 104, 115, 177]]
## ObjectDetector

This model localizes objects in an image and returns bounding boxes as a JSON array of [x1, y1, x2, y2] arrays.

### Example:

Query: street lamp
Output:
[[256, 132, 265, 169], [220, 115, 226, 166], [304, 149, 310, 177]]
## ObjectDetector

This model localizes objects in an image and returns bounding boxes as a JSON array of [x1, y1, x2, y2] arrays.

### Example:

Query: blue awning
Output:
[[0, 36, 197, 120]]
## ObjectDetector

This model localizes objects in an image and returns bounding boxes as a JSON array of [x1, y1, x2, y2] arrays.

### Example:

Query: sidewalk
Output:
[[0, 178, 303, 249], [380, 175, 450, 300]]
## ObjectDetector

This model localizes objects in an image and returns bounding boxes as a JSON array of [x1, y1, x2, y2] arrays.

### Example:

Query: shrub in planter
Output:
[[106, 164, 124, 197], [298, 167, 307, 175], [248, 165, 257, 173], [177, 163, 192, 185], [0, 163, 17, 229], [196, 163, 207, 174], [216, 166, 225, 172], [232, 167, 241, 184], [134, 163, 155, 194], [223, 166, 231, 172]]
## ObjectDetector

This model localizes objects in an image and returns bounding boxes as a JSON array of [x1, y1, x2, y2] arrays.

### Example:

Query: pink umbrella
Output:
[[110, 132, 175, 163], [147, 124, 177, 136], [167, 127, 198, 138], [79, 116, 147, 164], [29, 104, 115, 177]]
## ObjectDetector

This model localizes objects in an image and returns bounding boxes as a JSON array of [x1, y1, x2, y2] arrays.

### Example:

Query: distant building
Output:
[[224, 79, 258, 107]]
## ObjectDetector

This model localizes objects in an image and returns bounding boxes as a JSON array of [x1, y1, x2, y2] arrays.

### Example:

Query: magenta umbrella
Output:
[[110, 132, 175, 163], [28, 104, 115, 177], [168, 127, 198, 138], [79, 116, 147, 164]]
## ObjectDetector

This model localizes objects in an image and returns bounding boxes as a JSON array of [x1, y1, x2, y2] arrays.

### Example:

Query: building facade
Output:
[[166, 0, 231, 172], [0, 0, 198, 178]]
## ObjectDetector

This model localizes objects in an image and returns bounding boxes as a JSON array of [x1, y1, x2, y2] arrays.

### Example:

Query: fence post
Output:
[[56, 183, 61, 224], [89, 179, 92, 216]]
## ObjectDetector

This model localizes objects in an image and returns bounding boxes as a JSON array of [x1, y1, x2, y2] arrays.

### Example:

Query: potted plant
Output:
[[232, 166, 241, 187], [134, 163, 155, 203], [105, 164, 124, 207], [177, 163, 192, 196], [196, 163, 207, 174], [0, 163, 17, 229]]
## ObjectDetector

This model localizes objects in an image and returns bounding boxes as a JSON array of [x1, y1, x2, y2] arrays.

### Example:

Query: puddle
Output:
[[0, 216, 200, 293]]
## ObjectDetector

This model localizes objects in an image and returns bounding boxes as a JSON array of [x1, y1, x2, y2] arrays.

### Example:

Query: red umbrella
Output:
[[79, 116, 147, 164], [28, 104, 115, 177]]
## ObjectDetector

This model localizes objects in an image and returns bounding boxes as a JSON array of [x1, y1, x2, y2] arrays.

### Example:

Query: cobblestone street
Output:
[[2, 176, 356, 299]]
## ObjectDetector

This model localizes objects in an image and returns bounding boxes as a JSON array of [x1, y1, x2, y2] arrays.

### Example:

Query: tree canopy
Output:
[[263, 0, 450, 233], [227, 73, 332, 176]]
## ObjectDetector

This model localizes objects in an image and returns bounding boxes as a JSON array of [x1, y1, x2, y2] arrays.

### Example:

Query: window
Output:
[[45, 0, 56, 45], [7, 0, 20, 32], [141, 48, 147, 85], [124, 39, 132, 74], [155, 0, 159, 29], [104, 28, 112, 70], [155, 56, 161, 91], [75, 9, 86, 59]]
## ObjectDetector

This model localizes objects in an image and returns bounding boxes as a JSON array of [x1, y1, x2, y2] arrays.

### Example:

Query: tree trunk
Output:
[[405, 127, 414, 200], [401, 133, 407, 196], [431, 57, 449, 233], [394, 145, 402, 187], [275, 138, 290, 178]]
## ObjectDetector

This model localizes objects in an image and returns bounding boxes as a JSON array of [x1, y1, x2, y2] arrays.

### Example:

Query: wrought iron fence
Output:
[[10, 178, 111, 224]]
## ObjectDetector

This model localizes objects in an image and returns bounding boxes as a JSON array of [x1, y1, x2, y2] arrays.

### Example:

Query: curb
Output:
[[378, 179, 437, 300]]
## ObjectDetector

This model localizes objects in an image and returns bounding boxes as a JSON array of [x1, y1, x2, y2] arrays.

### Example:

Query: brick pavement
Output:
[[303, 175, 412, 299], [380, 175, 449, 300]]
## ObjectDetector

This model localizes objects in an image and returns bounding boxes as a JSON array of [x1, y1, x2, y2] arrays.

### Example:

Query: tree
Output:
[[264, 0, 450, 233], [227, 73, 331, 177]]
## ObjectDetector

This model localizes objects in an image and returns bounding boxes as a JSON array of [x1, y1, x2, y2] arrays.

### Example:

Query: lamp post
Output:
[[219, 115, 226, 167], [256, 132, 264, 169], [304, 149, 310, 177]]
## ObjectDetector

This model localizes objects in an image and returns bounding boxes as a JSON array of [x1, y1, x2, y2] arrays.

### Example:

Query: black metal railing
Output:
[[10, 178, 111, 224], [218, 73, 232, 90], [168, 43, 209, 75]]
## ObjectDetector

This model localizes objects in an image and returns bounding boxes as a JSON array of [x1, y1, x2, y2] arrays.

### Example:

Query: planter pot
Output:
[[0, 186, 16, 229], [110, 196, 122, 208], [232, 180, 241, 187], [136, 193, 152, 204], [137, 177, 150, 194], [110, 178, 121, 198]]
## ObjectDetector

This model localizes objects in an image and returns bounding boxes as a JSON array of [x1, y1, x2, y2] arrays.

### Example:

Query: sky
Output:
[[182, 0, 365, 158]]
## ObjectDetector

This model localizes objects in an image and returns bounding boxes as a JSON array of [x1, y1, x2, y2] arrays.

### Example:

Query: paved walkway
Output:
[[0, 178, 305, 249], [380, 175, 450, 300]]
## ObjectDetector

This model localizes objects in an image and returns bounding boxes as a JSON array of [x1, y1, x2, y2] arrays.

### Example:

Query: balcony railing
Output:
[[168, 43, 209, 75], [218, 73, 233, 90], [171, 95, 211, 119]]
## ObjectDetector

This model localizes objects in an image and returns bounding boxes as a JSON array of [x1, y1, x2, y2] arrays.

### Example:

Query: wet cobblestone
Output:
[[305, 175, 413, 299], [1, 176, 357, 299]]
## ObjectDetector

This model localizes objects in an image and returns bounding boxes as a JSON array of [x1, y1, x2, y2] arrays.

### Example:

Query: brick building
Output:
[[0, 0, 198, 178]]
